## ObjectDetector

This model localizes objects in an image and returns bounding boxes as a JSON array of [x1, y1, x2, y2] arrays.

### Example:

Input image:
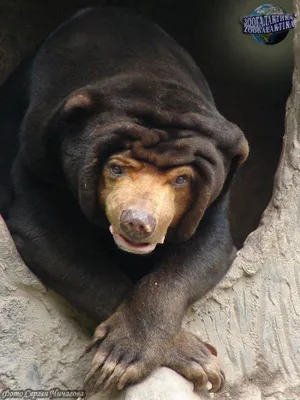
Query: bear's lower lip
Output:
[[109, 226, 157, 254]]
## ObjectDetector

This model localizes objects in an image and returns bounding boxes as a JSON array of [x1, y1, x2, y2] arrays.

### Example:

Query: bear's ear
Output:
[[47, 87, 104, 135], [60, 87, 103, 119], [238, 138, 249, 165], [64, 92, 94, 113], [219, 125, 249, 195]]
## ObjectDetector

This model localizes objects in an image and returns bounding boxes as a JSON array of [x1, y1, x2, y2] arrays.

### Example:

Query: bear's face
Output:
[[98, 153, 194, 254]]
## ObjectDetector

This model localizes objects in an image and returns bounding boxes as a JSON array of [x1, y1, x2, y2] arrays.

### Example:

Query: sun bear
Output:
[[0, 6, 248, 394]]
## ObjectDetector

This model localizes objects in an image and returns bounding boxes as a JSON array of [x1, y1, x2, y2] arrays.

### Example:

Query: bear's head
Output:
[[21, 77, 248, 254]]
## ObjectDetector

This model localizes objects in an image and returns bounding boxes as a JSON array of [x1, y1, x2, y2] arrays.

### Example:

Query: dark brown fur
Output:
[[0, 7, 248, 394]]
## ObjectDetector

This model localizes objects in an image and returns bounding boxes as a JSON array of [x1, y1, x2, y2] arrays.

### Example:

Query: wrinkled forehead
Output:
[[88, 107, 230, 188], [105, 151, 196, 178], [106, 148, 196, 172]]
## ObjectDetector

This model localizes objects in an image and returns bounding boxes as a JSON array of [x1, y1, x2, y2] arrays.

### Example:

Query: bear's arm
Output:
[[85, 192, 233, 390]]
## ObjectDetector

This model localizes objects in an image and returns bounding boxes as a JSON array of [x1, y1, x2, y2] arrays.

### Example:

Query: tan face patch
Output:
[[98, 154, 194, 246]]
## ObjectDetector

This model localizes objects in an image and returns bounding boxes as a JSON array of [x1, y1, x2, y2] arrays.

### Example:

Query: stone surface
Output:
[[89, 369, 209, 400], [0, 218, 93, 393], [1, 1, 300, 399]]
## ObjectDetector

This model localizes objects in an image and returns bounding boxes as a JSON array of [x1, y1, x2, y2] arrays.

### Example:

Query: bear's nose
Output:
[[120, 209, 157, 242]]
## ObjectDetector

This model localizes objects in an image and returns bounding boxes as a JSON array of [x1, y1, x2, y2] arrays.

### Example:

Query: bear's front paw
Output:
[[163, 330, 225, 393], [83, 308, 163, 394]]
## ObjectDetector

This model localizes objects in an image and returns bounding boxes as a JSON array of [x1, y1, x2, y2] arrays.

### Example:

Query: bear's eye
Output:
[[110, 164, 124, 177], [174, 175, 187, 187]]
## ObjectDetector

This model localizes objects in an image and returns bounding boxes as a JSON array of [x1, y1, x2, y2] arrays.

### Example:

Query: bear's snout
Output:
[[120, 209, 157, 242]]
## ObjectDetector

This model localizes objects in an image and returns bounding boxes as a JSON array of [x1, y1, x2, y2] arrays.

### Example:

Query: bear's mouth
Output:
[[109, 225, 158, 254]]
